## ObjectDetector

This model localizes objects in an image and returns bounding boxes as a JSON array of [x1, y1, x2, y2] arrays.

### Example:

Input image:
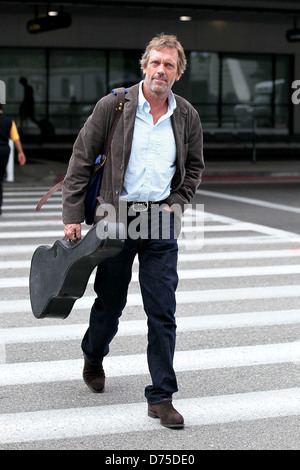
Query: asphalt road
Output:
[[197, 182, 300, 235], [0, 179, 299, 451]]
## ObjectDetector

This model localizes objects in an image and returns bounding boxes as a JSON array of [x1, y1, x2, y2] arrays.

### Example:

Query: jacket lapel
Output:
[[123, 84, 139, 166], [172, 98, 187, 171]]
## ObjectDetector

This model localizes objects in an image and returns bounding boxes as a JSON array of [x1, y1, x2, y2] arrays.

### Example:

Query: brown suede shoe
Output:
[[83, 355, 105, 393], [148, 402, 184, 429]]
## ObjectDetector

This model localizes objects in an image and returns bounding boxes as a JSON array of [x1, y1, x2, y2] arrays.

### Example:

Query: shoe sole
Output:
[[83, 378, 105, 393]]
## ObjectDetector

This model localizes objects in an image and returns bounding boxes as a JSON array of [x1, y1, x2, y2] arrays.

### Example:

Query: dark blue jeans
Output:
[[82, 210, 179, 403]]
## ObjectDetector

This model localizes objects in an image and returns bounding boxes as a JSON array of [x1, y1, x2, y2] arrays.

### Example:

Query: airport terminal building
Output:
[[0, 0, 300, 156]]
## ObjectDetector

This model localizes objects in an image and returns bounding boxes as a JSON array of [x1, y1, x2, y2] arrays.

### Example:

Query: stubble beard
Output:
[[145, 74, 174, 96]]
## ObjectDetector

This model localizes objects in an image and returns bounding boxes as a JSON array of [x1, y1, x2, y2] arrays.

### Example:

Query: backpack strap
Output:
[[36, 88, 127, 212]]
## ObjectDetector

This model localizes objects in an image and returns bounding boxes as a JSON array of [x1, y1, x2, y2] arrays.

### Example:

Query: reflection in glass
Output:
[[0, 47, 292, 135]]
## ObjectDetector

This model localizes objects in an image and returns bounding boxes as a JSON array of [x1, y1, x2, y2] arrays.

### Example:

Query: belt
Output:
[[127, 201, 164, 212]]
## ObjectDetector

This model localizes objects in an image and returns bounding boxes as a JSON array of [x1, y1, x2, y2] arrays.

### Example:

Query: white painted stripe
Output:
[[1, 310, 299, 345], [0, 342, 299, 386], [198, 189, 300, 214], [178, 264, 300, 279], [202, 223, 300, 239], [0, 211, 62, 218], [1, 285, 300, 314], [181, 237, 300, 248], [1, 248, 300, 270], [0, 388, 299, 444], [1, 230, 299, 245], [1, 204, 61, 210], [0, 220, 62, 228], [3, 197, 61, 203], [178, 248, 300, 262], [3, 186, 56, 191], [4, 191, 61, 197], [0, 260, 30, 269], [177, 264, 300, 279], [202, 223, 262, 232], [0, 245, 40, 255], [1, 222, 258, 234], [204, 210, 300, 239], [1, 232, 299, 246], [0, 230, 85, 239], [2, 264, 300, 289]]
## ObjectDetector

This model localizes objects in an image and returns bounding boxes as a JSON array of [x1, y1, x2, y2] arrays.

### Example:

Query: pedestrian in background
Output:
[[62, 34, 204, 429], [0, 103, 26, 215], [19, 77, 36, 129]]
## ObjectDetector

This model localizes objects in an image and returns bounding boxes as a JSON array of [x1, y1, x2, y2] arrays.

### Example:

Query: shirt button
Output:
[[120, 164, 123, 170], [115, 190, 119, 194]]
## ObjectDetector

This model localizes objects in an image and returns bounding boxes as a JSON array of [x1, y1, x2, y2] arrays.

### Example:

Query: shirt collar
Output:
[[138, 80, 176, 112]]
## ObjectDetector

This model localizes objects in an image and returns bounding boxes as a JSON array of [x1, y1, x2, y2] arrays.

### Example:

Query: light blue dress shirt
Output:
[[120, 81, 177, 202]]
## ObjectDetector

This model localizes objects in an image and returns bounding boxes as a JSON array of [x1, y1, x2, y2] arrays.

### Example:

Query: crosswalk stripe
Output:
[[3, 192, 60, 197], [0, 211, 62, 218], [1, 248, 300, 269], [0, 231, 300, 246], [0, 387, 299, 444], [0, 220, 63, 228], [2, 184, 300, 448], [0, 310, 299, 345], [2, 264, 300, 288], [3, 197, 61, 203], [3, 186, 57, 192], [0, 245, 38, 255], [0, 342, 299, 386], [0, 221, 276, 231], [0, 224, 271, 239], [0, 230, 72, 239], [198, 189, 300, 214], [0, 260, 30, 269], [1, 285, 300, 314], [1, 204, 62, 210], [180, 237, 300, 247]]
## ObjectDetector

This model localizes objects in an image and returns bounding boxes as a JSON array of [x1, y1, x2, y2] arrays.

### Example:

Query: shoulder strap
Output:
[[103, 87, 127, 159], [36, 88, 127, 212]]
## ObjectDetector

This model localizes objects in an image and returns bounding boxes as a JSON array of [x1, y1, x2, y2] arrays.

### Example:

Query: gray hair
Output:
[[140, 33, 187, 76]]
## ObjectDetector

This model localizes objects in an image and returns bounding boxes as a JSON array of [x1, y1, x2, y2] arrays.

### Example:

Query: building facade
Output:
[[0, 0, 299, 141]]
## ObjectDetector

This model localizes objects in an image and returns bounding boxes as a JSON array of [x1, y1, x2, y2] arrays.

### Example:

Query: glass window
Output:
[[222, 54, 273, 128], [0, 48, 46, 130], [178, 52, 220, 128], [109, 50, 142, 91], [0, 47, 292, 136], [275, 55, 290, 129], [49, 49, 106, 133]]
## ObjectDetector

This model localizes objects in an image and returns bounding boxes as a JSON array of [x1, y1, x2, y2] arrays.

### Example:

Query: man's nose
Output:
[[157, 63, 165, 73]]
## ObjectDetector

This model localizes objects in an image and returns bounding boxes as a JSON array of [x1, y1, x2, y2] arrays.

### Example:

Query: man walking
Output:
[[62, 34, 204, 428]]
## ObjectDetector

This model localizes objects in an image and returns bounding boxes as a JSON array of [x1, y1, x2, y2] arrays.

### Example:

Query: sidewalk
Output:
[[9, 157, 68, 187], [202, 158, 300, 183], [7, 155, 300, 188]]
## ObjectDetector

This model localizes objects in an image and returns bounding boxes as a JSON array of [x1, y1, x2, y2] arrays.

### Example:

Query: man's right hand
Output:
[[64, 223, 82, 242]]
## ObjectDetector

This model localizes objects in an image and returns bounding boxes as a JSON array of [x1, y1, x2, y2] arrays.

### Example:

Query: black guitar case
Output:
[[29, 221, 125, 319]]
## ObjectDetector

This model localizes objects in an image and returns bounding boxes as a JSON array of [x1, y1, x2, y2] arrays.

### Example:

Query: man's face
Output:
[[143, 47, 181, 95]]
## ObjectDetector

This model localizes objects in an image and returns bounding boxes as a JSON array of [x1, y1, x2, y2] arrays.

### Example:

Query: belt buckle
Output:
[[132, 202, 148, 212]]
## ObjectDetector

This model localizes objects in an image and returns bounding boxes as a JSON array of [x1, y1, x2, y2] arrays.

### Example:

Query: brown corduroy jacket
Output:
[[62, 83, 204, 224]]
